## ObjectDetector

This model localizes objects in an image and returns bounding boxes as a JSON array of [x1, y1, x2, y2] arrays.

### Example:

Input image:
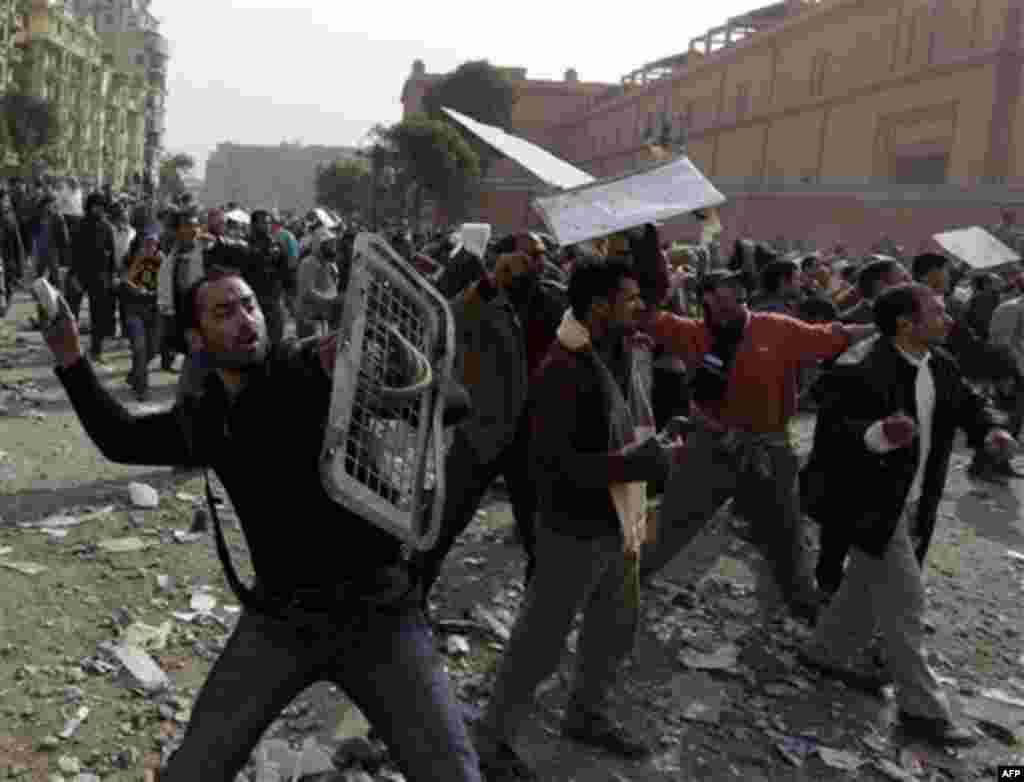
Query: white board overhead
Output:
[[933, 226, 1020, 269], [442, 107, 595, 191], [532, 156, 727, 247]]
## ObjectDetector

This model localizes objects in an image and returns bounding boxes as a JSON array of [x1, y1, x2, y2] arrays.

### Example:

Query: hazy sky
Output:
[[153, 0, 763, 177]]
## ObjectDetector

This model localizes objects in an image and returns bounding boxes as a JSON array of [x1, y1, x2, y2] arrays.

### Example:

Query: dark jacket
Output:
[[54, 341, 413, 602], [242, 235, 293, 304], [434, 247, 486, 300], [839, 299, 875, 325], [32, 212, 72, 276], [1, 217, 25, 282], [529, 341, 655, 538], [70, 215, 116, 284], [802, 336, 1001, 557], [450, 274, 566, 463]]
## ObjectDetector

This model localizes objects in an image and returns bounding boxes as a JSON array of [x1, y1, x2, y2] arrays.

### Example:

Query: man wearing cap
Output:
[[639, 270, 875, 623]]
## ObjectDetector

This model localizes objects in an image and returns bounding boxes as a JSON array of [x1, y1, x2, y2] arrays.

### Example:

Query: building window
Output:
[[810, 53, 828, 97], [735, 83, 751, 119], [105, 13, 114, 25], [890, 153, 948, 184]]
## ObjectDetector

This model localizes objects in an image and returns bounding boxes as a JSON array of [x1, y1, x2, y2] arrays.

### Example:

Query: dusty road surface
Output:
[[1, 289, 1023, 782]]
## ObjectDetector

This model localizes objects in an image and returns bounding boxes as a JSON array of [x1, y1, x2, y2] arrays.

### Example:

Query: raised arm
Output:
[[47, 311, 197, 467]]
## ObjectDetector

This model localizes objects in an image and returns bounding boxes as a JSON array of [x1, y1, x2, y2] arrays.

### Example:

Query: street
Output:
[[1, 290, 1023, 782]]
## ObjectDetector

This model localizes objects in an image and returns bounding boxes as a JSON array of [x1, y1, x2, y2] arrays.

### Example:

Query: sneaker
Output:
[[562, 708, 650, 760], [798, 648, 893, 695], [898, 711, 978, 748], [472, 724, 536, 781]]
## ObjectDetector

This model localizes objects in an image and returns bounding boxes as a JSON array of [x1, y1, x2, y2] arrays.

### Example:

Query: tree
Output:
[[0, 94, 61, 172], [422, 60, 518, 174], [379, 115, 480, 224], [316, 157, 371, 216], [158, 152, 196, 201]]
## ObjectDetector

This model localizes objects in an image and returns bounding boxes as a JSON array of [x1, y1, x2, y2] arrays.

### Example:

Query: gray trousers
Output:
[[482, 524, 637, 744], [640, 426, 819, 612], [811, 512, 951, 721]]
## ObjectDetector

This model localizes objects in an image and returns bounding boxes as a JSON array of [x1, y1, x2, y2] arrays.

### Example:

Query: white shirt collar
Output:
[[894, 345, 931, 369]]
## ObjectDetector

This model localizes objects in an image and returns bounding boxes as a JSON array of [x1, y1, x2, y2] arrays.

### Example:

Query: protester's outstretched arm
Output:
[[48, 309, 196, 467]]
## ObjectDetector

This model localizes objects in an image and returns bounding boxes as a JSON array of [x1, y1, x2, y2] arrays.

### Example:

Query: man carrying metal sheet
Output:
[[44, 269, 482, 782]]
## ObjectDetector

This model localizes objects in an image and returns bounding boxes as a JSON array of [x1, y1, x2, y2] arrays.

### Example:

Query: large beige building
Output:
[[203, 142, 359, 214], [71, 0, 169, 187], [411, 0, 1024, 252], [1, 0, 159, 187]]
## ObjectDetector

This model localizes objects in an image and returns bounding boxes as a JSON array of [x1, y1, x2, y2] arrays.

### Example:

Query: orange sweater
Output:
[[647, 311, 850, 433]]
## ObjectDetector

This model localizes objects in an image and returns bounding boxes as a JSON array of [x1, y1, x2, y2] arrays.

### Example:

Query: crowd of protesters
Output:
[[13, 181, 1024, 780]]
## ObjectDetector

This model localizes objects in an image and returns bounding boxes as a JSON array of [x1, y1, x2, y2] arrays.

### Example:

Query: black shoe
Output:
[[992, 459, 1024, 479], [898, 711, 978, 748], [967, 458, 1007, 483], [562, 709, 650, 760], [472, 726, 536, 781], [798, 648, 892, 695]]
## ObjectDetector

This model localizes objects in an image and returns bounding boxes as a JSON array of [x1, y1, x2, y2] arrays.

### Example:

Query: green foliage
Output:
[[379, 115, 480, 220], [158, 152, 196, 200], [316, 157, 370, 216], [0, 94, 61, 168], [422, 60, 518, 173]]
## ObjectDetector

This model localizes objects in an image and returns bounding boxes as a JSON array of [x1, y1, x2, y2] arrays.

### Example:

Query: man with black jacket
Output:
[[243, 209, 293, 347], [67, 193, 117, 362], [801, 284, 1015, 748], [46, 271, 482, 782], [807, 256, 911, 594], [417, 232, 565, 605], [473, 256, 676, 781], [0, 190, 25, 316]]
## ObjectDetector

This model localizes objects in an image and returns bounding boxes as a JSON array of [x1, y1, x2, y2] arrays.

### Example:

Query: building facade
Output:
[[410, 0, 1024, 252], [0, 0, 22, 96], [72, 0, 168, 189], [203, 142, 360, 214]]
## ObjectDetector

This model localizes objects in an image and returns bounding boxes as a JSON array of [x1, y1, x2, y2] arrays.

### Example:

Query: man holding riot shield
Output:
[[44, 269, 482, 782]]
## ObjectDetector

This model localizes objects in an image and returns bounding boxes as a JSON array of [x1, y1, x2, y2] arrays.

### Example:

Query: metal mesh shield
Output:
[[320, 233, 455, 551]]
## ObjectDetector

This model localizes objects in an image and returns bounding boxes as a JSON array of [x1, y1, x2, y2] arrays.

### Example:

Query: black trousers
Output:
[[418, 422, 537, 604], [162, 605, 481, 782]]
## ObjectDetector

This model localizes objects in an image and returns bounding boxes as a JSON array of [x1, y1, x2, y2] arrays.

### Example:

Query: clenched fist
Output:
[[880, 414, 917, 448]]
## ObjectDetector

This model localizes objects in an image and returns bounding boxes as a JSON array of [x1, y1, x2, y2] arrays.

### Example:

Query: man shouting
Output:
[[45, 270, 482, 782]]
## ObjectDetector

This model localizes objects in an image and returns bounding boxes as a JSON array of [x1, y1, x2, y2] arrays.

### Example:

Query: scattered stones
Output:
[[679, 643, 740, 673], [443, 635, 470, 656], [56, 757, 80, 775], [108, 644, 170, 693], [121, 621, 172, 652], [816, 746, 864, 771], [128, 482, 160, 509], [58, 707, 89, 740], [172, 529, 203, 544], [0, 560, 48, 576], [188, 590, 217, 614], [97, 537, 149, 554]]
